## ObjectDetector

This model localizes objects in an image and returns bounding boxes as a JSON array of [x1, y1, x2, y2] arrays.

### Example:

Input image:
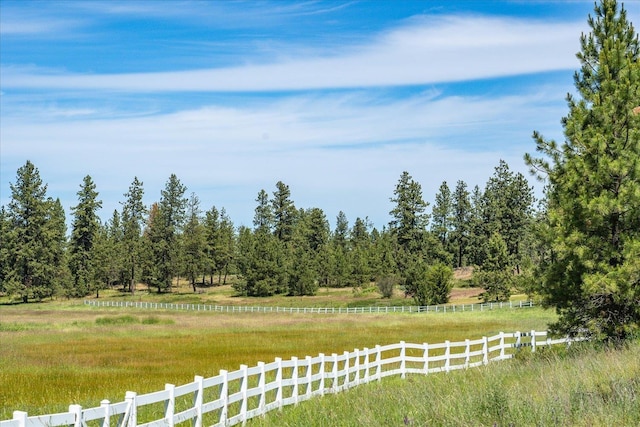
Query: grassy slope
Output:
[[251, 342, 640, 426]]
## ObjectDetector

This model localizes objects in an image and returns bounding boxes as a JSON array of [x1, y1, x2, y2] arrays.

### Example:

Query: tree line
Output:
[[0, 158, 536, 306]]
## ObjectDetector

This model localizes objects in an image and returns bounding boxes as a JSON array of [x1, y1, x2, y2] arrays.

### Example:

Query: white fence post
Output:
[[482, 336, 489, 365], [193, 376, 203, 427], [239, 365, 248, 424], [400, 341, 406, 379], [330, 354, 338, 392], [305, 356, 312, 399], [499, 332, 506, 359], [257, 362, 266, 415], [164, 384, 175, 427], [422, 343, 429, 374], [125, 391, 137, 427], [69, 404, 82, 427], [218, 370, 228, 425], [291, 358, 299, 405], [464, 339, 470, 368], [318, 354, 325, 395], [100, 400, 110, 427], [444, 341, 451, 373], [531, 330, 537, 353], [353, 349, 360, 386], [275, 358, 283, 409], [342, 351, 350, 390], [363, 348, 370, 383], [375, 345, 382, 382], [13, 411, 27, 427]]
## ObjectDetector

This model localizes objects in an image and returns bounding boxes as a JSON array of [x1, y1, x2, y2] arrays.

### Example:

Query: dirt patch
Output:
[[453, 266, 474, 280], [450, 287, 483, 301]]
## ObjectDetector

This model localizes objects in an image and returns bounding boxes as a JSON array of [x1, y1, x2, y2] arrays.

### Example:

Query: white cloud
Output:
[[1, 87, 564, 227], [1, 15, 583, 91]]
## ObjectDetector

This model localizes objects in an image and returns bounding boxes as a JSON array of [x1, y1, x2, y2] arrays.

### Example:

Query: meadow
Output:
[[1, 284, 638, 425]]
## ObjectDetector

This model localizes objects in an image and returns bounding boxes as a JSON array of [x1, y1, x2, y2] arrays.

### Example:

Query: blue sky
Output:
[[2, 0, 638, 230]]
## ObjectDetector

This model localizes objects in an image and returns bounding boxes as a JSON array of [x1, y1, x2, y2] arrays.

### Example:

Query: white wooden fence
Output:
[[1, 331, 581, 427], [83, 299, 535, 314]]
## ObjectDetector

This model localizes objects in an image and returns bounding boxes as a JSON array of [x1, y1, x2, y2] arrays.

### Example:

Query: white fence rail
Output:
[[1, 331, 582, 427], [83, 299, 535, 314]]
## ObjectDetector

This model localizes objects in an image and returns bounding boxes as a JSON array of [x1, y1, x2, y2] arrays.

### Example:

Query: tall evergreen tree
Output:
[[204, 206, 236, 285], [4, 161, 66, 302], [348, 217, 373, 289], [389, 171, 430, 255], [333, 211, 349, 250], [156, 174, 188, 290], [96, 210, 128, 297], [467, 185, 486, 267], [526, 0, 640, 340], [141, 202, 165, 292], [451, 180, 471, 268], [68, 175, 102, 297], [431, 181, 453, 250], [182, 193, 206, 292], [271, 181, 297, 243], [483, 160, 535, 274], [49, 198, 71, 297], [253, 189, 273, 232], [121, 177, 146, 293], [216, 208, 236, 285], [329, 211, 350, 287], [474, 232, 513, 302]]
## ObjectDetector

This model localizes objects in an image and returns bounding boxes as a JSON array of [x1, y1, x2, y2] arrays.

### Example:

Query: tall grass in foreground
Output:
[[251, 341, 640, 426]]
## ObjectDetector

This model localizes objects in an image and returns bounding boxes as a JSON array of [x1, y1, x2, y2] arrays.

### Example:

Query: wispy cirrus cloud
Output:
[[1, 14, 583, 92], [1, 84, 565, 226]]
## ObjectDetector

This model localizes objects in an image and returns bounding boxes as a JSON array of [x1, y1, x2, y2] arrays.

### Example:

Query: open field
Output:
[[1, 288, 553, 420]]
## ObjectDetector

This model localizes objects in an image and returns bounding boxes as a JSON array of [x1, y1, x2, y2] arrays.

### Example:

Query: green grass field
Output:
[[1, 284, 637, 426], [0, 284, 552, 420]]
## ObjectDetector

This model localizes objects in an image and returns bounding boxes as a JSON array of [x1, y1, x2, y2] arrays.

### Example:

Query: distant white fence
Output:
[[1, 331, 582, 427], [83, 299, 535, 314]]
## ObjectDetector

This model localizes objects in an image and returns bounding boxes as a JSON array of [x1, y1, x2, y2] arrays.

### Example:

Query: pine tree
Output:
[[467, 185, 486, 267], [271, 181, 297, 243], [121, 177, 146, 294], [253, 189, 273, 232], [526, 0, 640, 340], [431, 181, 453, 250], [48, 198, 71, 297], [182, 193, 206, 292], [4, 161, 66, 302], [474, 232, 513, 302], [141, 203, 165, 292], [88, 210, 126, 293], [216, 208, 235, 285], [483, 160, 535, 274], [389, 171, 429, 254], [156, 174, 188, 291], [451, 180, 471, 268], [69, 175, 103, 297], [348, 217, 373, 289]]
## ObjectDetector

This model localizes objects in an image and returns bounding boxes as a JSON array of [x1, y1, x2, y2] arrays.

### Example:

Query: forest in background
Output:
[[0, 157, 535, 307]]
